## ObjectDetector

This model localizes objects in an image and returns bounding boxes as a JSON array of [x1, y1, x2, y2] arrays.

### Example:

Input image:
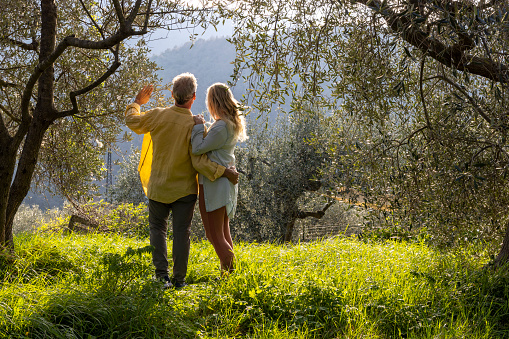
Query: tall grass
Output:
[[1, 233, 508, 338]]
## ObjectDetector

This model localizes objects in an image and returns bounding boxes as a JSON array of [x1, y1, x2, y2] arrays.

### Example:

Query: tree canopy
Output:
[[225, 0, 509, 264], [0, 0, 219, 249]]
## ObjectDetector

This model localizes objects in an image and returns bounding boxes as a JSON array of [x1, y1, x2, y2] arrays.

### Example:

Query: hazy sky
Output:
[[144, 20, 234, 56]]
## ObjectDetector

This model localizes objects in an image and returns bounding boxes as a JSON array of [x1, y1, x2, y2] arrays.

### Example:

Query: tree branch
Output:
[[351, 0, 509, 83], [126, 0, 144, 26], [419, 56, 433, 134], [111, 0, 126, 29], [297, 201, 334, 219], [432, 74, 492, 124], [79, 0, 119, 55], [0, 103, 20, 124], [18, 37, 70, 141], [55, 59, 122, 119], [470, 145, 496, 165], [64, 31, 131, 49], [1, 37, 39, 51], [141, 0, 153, 33], [403, 125, 428, 144], [0, 108, 10, 142], [20, 12, 139, 122], [0, 79, 18, 88], [311, 7, 332, 96], [138, 9, 211, 15], [18, 29, 129, 142], [440, 0, 505, 12], [79, 0, 106, 41], [1, 68, 23, 73]]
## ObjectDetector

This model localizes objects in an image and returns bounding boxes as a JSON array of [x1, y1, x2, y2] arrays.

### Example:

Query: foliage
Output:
[[107, 147, 147, 205], [33, 201, 149, 238], [322, 23, 509, 249], [228, 0, 509, 108], [1, 232, 508, 338], [12, 204, 66, 235], [103, 202, 149, 237], [232, 105, 337, 242], [224, 0, 509, 258], [0, 0, 222, 248]]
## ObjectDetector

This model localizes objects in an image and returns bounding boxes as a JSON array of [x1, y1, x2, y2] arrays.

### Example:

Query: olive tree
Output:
[[107, 148, 147, 205], [0, 0, 219, 251], [233, 105, 336, 243], [224, 0, 509, 264]]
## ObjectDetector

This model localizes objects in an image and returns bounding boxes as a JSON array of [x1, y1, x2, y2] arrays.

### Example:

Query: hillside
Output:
[[151, 37, 247, 116]]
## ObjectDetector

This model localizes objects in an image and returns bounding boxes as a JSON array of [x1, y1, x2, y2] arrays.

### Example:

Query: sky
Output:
[[143, 20, 234, 56]]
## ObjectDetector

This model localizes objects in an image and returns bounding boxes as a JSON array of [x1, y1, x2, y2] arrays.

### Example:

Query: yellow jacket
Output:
[[125, 103, 225, 204]]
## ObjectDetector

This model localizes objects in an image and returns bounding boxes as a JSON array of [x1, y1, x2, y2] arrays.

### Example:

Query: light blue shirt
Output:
[[191, 120, 238, 218]]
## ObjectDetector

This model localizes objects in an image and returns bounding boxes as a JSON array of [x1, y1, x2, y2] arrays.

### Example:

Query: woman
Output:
[[191, 83, 247, 274]]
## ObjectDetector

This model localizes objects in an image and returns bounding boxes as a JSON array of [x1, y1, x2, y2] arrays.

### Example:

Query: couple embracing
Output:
[[125, 73, 247, 289]]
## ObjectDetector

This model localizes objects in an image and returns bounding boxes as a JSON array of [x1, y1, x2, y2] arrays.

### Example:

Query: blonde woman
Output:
[[191, 83, 247, 274]]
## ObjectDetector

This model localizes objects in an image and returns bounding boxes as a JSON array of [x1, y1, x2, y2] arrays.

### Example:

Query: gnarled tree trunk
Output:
[[0, 0, 58, 251], [0, 144, 17, 248], [493, 222, 509, 268]]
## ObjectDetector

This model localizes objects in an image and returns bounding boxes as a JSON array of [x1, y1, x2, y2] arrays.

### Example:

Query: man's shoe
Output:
[[161, 275, 173, 289], [173, 281, 187, 289]]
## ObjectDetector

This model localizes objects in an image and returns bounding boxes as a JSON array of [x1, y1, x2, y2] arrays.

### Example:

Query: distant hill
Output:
[[151, 37, 247, 116], [146, 21, 235, 56], [117, 38, 249, 154]]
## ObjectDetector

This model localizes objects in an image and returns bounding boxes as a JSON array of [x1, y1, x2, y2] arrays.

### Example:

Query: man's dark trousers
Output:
[[148, 194, 197, 284]]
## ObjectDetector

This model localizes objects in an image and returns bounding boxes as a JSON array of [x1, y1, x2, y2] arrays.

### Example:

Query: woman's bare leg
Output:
[[208, 206, 234, 272], [199, 185, 234, 272], [223, 212, 234, 273], [224, 212, 233, 249], [199, 185, 213, 244]]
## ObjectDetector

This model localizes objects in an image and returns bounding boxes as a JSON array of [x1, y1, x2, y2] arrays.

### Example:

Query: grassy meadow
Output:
[[1, 232, 508, 338]]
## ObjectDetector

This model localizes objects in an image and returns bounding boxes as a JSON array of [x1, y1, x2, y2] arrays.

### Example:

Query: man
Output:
[[125, 73, 238, 289]]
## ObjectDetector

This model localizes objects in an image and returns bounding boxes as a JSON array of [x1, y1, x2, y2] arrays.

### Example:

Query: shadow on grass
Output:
[[1, 244, 202, 339], [0, 241, 76, 283], [199, 264, 509, 338], [2, 283, 202, 339]]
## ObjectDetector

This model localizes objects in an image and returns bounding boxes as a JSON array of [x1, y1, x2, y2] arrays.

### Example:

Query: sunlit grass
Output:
[[0, 233, 507, 338]]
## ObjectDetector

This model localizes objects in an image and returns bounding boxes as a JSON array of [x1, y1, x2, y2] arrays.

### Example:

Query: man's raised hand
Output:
[[134, 84, 154, 105]]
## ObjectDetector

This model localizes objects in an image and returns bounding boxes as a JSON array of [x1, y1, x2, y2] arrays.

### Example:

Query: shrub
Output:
[[36, 201, 150, 238], [13, 204, 67, 235], [105, 202, 149, 238], [106, 147, 147, 205]]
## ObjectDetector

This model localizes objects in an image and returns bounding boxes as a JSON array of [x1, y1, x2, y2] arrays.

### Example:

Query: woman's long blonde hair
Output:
[[206, 83, 247, 142]]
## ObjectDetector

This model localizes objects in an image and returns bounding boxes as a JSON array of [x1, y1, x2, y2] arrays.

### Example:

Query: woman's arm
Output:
[[191, 121, 228, 155]]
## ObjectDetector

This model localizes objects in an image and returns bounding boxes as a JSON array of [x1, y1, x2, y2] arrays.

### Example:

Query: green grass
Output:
[[1, 233, 508, 338]]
